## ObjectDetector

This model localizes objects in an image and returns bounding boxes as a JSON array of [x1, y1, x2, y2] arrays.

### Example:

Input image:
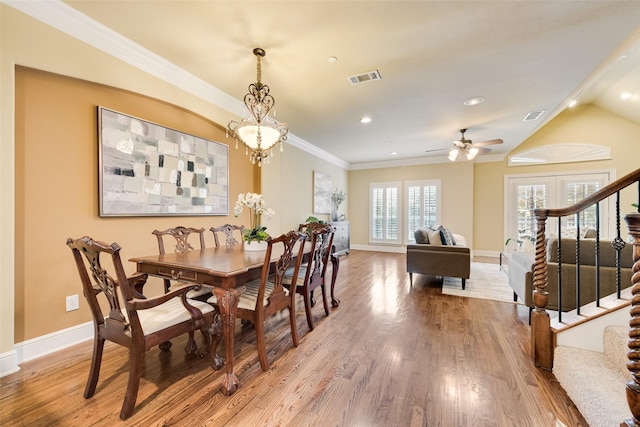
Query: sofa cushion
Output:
[[414, 229, 430, 244], [438, 226, 456, 245]]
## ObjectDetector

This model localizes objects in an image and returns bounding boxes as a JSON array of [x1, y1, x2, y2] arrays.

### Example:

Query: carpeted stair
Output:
[[554, 325, 630, 426]]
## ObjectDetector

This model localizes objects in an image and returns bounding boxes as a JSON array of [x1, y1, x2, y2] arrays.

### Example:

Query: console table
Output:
[[329, 221, 350, 255]]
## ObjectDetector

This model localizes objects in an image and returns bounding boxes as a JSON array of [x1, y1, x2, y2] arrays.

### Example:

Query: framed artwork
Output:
[[98, 106, 229, 216], [313, 171, 332, 214]]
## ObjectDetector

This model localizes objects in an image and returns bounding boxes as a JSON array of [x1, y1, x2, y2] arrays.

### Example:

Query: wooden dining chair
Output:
[[285, 223, 335, 331], [152, 226, 209, 297], [210, 224, 245, 247], [66, 236, 217, 420], [208, 230, 307, 371]]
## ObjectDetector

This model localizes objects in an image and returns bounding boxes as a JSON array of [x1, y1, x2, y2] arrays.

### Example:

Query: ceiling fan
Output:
[[425, 128, 503, 161]]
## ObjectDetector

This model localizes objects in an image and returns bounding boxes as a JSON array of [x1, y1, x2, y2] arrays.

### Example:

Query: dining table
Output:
[[129, 242, 341, 395]]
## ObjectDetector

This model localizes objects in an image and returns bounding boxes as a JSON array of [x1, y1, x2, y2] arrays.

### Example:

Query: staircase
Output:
[[554, 322, 629, 426], [528, 168, 640, 425]]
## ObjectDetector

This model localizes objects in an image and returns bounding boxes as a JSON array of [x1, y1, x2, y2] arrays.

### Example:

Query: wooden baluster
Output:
[[532, 209, 553, 369], [623, 213, 640, 426]]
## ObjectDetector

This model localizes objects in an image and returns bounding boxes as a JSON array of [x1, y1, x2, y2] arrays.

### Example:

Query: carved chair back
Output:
[[210, 224, 245, 247], [152, 226, 206, 293]]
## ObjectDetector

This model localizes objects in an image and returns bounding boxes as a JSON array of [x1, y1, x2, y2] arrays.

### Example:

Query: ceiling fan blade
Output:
[[474, 138, 503, 147], [424, 148, 448, 153], [477, 147, 493, 154]]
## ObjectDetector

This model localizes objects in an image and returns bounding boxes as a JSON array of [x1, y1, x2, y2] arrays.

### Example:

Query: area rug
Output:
[[441, 262, 520, 304]]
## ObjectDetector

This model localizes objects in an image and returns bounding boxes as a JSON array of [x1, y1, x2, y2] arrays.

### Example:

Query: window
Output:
[[369, 180, 441, 245], [370, 182, 401, 244], [405, 180, 441, 242]]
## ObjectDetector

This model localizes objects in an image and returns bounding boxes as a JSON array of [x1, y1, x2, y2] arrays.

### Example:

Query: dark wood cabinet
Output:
[[329, 221, 350, 255]]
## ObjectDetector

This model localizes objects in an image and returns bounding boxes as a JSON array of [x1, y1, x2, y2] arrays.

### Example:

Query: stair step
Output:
[[554, 325, 630, 426], [550, 287, 632, 332]]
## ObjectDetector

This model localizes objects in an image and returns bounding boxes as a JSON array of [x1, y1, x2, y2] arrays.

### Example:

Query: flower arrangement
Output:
[[234, 192, 275, 243], [331, 188, 346, 208]]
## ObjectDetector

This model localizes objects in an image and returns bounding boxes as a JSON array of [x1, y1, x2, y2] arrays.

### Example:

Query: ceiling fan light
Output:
[[467, 147, 479, 160], [448, 147, 459, 161]]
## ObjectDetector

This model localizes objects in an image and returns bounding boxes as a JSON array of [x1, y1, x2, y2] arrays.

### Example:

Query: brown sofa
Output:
[[406, 228, 471, 289], [508, 237, 633, 312]]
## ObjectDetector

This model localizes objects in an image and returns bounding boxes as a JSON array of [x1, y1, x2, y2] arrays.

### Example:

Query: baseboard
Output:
[[474, 249, 500, 258], [0, 350, 20, 378], [350, 244, 406, 253], [1, 321, 94, 378]]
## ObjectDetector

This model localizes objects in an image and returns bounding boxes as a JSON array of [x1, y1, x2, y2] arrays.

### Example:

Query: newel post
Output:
[[623, 213, 640, 427], [532, 210, 553, 369]]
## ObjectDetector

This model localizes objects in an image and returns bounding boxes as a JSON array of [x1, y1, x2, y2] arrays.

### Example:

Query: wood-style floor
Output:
[[0, 250, 587, 426]]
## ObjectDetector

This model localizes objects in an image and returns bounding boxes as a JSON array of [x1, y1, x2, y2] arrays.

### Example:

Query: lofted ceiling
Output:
[[30, 1, 640, 167]]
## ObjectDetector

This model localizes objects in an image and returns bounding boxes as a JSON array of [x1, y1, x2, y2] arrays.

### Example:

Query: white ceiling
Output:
[[31, 1, 640, 167]]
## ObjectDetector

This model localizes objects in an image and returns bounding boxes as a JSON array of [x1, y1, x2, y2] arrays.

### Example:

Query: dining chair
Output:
[[152, 226, 210, 298], [210, 224, 245, 247], [208, 230, 307, 371], [285, 222, 335, 331], [66, 236, 217, 420]]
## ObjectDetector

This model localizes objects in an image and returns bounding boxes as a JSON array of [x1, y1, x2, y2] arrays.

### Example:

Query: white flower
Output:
[[233, 192, 275, 234]]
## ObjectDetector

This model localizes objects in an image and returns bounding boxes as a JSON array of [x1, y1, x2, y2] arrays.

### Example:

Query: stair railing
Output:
[[530, 168, 640, 372]]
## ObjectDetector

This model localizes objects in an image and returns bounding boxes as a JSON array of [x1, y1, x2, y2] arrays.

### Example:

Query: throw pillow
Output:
[[414, 229, 430, 244], [438, 226, 456, 246], [427, 228, 443, 245]]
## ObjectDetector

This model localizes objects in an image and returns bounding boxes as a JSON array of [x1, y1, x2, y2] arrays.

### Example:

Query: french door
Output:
[[505, 171, 613, 247]]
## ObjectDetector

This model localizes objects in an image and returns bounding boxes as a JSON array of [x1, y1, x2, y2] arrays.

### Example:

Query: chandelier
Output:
[[227, 48, 288, 167]]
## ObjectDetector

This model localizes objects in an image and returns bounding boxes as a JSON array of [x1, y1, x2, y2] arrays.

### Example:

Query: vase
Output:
[[331, 206, 339, 222], [244, 240, 268, 251]]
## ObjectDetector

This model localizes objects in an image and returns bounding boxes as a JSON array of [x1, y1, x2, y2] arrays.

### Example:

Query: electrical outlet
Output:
[[66, 294, 79, 312]]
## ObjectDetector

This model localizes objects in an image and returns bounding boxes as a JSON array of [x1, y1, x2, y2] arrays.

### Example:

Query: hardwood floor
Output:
[[0, 250, 587, 426]]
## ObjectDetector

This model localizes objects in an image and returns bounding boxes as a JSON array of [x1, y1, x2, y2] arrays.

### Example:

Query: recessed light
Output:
[[568, 99, 578, 108], [464, 96, 485, 106], [620, 91, 633, 100], [360, 117, 372, 124], [328, 56, 337, 63], [390, 151, 398, 156]]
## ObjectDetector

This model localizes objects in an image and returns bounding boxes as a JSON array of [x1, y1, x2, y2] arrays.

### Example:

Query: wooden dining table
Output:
[[129, 243, 341, 396]]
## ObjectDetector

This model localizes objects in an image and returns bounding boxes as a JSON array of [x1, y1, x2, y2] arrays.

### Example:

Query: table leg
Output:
[[330, 254, 340, 307], [212, 286, 244, 396]]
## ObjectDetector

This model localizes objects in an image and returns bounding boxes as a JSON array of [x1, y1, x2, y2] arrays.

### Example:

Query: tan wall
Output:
[[14, 67, 258, 341], [473, 103, 640, 253], [348, 161, 474, 247], [261, 145, 348, 237]]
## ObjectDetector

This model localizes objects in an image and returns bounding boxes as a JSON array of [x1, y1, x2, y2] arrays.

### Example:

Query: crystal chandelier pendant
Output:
[[227, 48, 288, 167]]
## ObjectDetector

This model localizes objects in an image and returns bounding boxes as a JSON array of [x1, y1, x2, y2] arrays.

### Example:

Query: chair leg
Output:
[[120, 349, 144, 420], [303, 288, 315, 331], [254, 320, 269, 371], [409, 272, 413, 286], [320, 285, 330, 317], [289, 304, 299, 347], [462, 278, 466, 290], [84, 336, 105, 399]]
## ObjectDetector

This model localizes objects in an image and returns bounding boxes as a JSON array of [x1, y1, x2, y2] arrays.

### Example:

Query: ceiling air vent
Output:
[[523, 110, 545, 121], [348, 70, 382, 85]]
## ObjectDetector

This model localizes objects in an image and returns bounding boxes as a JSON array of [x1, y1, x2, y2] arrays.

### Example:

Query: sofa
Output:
[[406, 227, 471, 289], [508, 237, 634, 313]]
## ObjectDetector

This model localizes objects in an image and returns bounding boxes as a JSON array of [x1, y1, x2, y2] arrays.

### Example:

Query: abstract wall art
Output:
[[98, 106, 229, 216]]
